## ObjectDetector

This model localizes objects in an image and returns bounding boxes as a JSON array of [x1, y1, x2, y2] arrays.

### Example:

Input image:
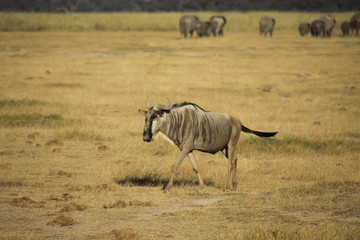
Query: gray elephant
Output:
[[259, 17, 276, 37], [319, 14, 336, 37], [350, 13, 360, 36], [298, 23, 310, 36], [210, 16, 226, 37], [341, 21, 350, 36], [196, 21, 211, 37], [311, 20, 325, 37], [179, 15, 199, 38]]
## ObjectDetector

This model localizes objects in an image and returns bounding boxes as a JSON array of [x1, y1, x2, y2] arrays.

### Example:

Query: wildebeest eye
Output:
[[150, 113, 157, 120], [152, 111, 163, 118]]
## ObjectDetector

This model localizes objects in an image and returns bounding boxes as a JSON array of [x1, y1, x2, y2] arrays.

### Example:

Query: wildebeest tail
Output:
[[242, 125, 277, 138]]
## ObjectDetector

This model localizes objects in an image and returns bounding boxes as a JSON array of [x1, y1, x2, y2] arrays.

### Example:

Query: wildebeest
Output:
[[139, 97, 277, 192]]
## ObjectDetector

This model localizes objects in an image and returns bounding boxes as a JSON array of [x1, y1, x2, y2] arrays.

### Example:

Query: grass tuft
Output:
[[61, 128, 102, 141]]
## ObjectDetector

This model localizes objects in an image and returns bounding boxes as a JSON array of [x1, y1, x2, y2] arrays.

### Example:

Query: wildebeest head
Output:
[[139, 96, 173, 142]]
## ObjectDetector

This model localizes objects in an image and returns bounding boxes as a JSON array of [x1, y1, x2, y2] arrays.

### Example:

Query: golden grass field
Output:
[[0, 12, 359, 239]]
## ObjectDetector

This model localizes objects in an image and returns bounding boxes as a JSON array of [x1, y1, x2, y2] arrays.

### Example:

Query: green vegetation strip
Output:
[[239, 136, 359, 154], [0, 98, 48, 108], [0, 113, 65, 127]]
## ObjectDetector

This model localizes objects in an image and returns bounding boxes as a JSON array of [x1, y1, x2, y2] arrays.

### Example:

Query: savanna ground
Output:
[[0, 12, 359, 239]]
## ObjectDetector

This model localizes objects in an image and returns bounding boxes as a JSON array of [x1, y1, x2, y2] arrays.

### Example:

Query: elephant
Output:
[[311, 20, 325, 37], [350, 13, 360, 36], [259, 17, 276, 37], [341, 21, 351, 36], [298, 23, 311, 36], [319, 14, 336, 37], [195, 21, 211, 37], [179, 15, 199, 38], [210, 16, 226, 37]]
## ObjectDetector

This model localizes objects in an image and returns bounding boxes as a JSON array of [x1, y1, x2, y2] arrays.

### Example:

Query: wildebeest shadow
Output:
[[115, 174, 214, 189]]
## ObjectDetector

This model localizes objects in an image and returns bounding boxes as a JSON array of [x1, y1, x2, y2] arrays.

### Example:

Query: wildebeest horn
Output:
[[166, 95, 173, 109], [145, 96, 152, 109], [145, 96, 173, 111]]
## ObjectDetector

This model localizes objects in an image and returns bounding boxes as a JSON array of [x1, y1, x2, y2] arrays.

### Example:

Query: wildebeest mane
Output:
[[172, 102, 208, 112]]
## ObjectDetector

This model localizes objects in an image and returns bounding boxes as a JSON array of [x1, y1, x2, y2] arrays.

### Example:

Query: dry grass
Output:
[[0, 14, 359, 239]]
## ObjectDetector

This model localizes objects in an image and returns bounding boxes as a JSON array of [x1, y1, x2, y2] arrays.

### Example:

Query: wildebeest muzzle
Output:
[[143, 133, 152, 142], [143, 127, 152, 142]]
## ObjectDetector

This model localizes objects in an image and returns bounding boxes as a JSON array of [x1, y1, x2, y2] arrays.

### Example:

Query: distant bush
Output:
[[0, 0, 358, 12]]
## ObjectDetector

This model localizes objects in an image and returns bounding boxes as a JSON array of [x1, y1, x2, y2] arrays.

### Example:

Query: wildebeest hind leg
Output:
[[188, 152, 206, 189], [227, 117, 241, 190], [221, 147, 232, 190], [227, 148, 238, 190]]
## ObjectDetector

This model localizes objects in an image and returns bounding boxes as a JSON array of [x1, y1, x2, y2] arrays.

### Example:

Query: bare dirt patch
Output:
[[98, 145, 109, 151], [111, 228, 139, 240], [57, 170, 72, 177], [103, 200, 127, 209], [44, 139, 64, 146], [11, 197, 45, 208], [48, 193, 74, 202], [52, 147, 62, 153], [47, 215, 77, 227], [103, 199, 153, 209], [129, 200, 152, 207], [60, 202, 88, 212]]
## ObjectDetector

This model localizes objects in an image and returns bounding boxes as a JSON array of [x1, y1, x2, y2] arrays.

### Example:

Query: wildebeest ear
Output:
[[138, 110, 147, 115]]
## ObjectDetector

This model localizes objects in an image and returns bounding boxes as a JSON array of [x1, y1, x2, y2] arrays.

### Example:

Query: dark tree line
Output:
[[0, 0, 359, 12]]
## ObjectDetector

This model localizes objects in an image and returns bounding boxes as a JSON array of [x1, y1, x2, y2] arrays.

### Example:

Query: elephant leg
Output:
[[190, 30, 194, 38]]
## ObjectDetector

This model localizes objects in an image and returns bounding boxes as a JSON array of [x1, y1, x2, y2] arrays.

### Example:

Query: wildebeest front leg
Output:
[[164, 148, 190, 192], [188, 152, 206, 189]]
